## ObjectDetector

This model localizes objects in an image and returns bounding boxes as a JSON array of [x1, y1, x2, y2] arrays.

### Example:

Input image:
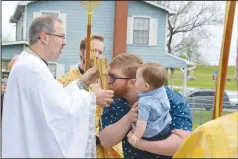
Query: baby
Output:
[[128, 63, 172, 146]]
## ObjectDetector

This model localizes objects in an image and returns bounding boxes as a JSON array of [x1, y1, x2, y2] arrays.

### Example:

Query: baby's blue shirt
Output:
[[136, 86, 172, 138]]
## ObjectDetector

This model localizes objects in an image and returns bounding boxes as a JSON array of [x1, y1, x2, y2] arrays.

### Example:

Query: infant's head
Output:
[[135, 63, 168, 92]]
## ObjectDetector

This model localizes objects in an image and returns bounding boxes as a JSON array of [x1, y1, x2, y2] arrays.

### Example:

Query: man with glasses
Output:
[[2, 15, 114, 158], [57, 35, 123, 158], [99, 53, 192, 158], [108, 74, 133, 84], [57, 34, 104, 87]]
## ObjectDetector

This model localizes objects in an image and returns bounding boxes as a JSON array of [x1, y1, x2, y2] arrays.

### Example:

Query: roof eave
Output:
[[9, 4, 25, 23], [9, 1, 176, 23], [165, 53, 195, 66], [9, 16, 17, 23], [144, 1, 177, 15], [2, 41, 29, 46], [9, 3, 19, 23], [9, 1, 33, 23]]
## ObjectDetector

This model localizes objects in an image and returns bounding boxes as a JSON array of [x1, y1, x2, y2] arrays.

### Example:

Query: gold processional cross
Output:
[[80, 1, 109, 129]]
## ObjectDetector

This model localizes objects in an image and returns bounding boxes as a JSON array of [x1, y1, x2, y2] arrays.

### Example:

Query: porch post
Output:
[[183, 67, 187, 96]]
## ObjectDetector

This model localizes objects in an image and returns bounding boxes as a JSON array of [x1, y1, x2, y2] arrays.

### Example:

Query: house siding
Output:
[[127, 1, 186, 68], [2, 44, 24, 60], [26, 1, 115, 72], [16, 11, 24, 41]]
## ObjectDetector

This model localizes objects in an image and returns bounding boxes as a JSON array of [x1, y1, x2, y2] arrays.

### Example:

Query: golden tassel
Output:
[[97, 56, 109, 128], [93, 50, 109, 129]]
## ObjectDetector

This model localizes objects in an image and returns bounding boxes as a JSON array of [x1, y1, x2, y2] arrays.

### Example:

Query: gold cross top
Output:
[[80, 1, 100, 12]]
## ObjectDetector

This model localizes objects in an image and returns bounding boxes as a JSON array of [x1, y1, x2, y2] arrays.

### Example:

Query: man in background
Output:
[[57, 35, 104, 87]]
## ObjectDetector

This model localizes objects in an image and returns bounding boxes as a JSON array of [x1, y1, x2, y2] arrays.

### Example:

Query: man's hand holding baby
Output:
[[128, 131, 140, 146]]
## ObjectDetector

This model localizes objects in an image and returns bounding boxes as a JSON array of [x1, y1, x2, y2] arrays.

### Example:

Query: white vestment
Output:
[[2, 51, 96, 158]]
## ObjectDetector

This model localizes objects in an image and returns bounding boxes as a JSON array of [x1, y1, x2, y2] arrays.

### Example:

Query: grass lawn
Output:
[[167, 65, 237, 91], [192, 109, 232, 130]]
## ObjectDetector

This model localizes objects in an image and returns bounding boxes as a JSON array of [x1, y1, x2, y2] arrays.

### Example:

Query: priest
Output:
[[2, 15, 114, 158]]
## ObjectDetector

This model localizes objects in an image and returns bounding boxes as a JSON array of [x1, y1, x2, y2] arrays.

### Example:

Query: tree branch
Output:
[[158, 1, 223, 64]]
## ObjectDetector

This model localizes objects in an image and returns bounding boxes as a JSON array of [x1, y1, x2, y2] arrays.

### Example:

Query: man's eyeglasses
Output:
[[108, 74, 133, 84], [39, 32, 65, 39], [46, 33, 65, 39]]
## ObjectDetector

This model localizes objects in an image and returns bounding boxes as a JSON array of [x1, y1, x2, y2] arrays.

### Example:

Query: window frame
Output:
[[39, 10, 67, 41], [1, 59, 11, 79], [47, 62, 58, 79], [40, 10, 60, 18], [1, 59, 11, 72], [16, 16, 24, 41], [132, 16, 151, 46]]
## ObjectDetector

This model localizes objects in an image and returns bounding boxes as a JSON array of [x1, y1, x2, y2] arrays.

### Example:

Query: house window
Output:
[[133, 17, 150, 45], [1, 60, 11, 79], [48, 63, 57, 78], [1, 60, 11, 72], [16, 18, 23, 41], [41, 12, 59, 18]]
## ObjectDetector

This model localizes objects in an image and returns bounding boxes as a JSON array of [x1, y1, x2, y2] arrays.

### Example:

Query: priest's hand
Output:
[[81, 67, 99, 86], [94, 83, 114, 106]]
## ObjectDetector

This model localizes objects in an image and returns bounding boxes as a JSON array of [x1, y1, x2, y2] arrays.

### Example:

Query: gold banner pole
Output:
[[80, 1, 100, 71], [212, 1, 236, 119], [80, 1, 109, 129]]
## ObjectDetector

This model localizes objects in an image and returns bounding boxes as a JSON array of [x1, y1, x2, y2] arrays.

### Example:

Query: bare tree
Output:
[[178, 37, 207, 63], [157, 1, 224, 61]]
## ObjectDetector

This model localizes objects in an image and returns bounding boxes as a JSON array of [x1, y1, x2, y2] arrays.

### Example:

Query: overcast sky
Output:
[[2, 1, 238, 66]]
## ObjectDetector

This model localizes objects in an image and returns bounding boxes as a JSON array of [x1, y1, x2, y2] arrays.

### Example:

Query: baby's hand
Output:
[[127, 130, 133, 139], [128, 131, 140, 147]]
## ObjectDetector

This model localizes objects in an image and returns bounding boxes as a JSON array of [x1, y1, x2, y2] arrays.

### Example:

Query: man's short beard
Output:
[[112, 83, 129, 99]]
